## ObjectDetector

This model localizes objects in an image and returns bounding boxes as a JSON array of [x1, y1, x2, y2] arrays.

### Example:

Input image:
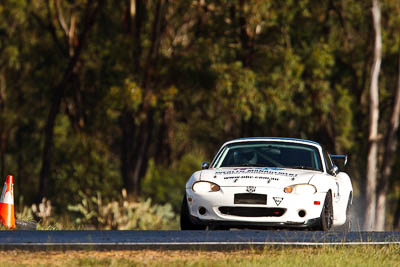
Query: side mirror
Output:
[[201, 162, 210, 170], [330, 165, 339, 176]]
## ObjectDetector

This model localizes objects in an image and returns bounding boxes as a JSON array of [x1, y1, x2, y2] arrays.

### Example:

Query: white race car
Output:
[[180, 137, 353, 231]]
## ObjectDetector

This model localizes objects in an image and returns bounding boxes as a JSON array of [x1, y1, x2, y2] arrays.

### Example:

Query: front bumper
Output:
[[186, 186, 326, 228], [190, 215, 321, 229]]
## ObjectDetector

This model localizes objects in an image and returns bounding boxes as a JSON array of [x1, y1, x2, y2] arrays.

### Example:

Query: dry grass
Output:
[[0, 250, 259, 266], [0, 245, 399, 267]]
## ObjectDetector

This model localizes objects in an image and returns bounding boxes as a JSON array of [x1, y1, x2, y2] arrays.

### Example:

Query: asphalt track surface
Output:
[[0, 230, 399, 250]]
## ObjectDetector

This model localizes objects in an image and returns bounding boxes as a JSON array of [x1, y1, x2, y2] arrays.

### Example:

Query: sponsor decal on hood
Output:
[[215, 168, 297, 177], [200, 167, 315, 186], [215, 168, 298, 183]]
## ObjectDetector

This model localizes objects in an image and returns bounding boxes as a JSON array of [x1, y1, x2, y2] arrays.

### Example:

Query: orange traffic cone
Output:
[[0, 175, 15, 229]]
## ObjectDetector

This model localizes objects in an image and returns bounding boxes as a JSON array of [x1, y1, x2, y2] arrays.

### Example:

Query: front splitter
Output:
[[189, 215, 321, 229]]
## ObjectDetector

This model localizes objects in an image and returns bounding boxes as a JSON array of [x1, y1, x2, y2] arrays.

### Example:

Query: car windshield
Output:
[[212, 141, 323, 171]]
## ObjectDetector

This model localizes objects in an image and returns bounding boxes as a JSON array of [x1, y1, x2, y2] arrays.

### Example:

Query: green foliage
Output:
[[48, 114, 122, 211], [15, 197, 60, 230], [212, 62, 260, 121], [333, 85, 355, 151], [15, 196, 35, 223], [109, 79, 143, 114], [1, 0, 400, 229], [142, 153, 203, 212], [67, 189, 178, 230]]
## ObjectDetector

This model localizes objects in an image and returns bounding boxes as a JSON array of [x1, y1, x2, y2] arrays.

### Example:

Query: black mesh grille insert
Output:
[[234, 193, 267, 205], [219, 207, 286, 217]]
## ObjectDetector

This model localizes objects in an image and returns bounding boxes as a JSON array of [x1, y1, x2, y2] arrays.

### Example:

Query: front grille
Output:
[[234, 193, 267, 205], [219, 207, 286, 217]]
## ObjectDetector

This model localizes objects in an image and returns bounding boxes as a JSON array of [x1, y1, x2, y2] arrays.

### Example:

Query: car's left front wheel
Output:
[[319, 191, 333, 231], [180, 194, 206, 230]]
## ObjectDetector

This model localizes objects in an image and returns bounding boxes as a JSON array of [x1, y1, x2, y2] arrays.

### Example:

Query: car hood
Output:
[[199, 167, 318, 188]]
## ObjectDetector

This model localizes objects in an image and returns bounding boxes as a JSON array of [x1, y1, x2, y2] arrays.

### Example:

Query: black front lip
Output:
[[190, 215, 321, 229]]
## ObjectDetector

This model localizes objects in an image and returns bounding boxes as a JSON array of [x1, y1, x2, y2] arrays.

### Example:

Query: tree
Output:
[[364, 0, 382, 231], [118, 0, 170, 197], [34, 0, 105, 199], [375, 51, 400, 230]]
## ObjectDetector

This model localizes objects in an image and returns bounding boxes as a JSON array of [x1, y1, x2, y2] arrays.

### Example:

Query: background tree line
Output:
[[1, 0, 400, 230]]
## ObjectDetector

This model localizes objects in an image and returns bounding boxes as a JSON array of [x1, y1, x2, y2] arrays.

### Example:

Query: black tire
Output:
[[180, 194, 206, 230], [319, 191, 333, 231]]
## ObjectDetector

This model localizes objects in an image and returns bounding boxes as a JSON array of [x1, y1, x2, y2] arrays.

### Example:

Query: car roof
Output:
[[223, 137, 322, 147]]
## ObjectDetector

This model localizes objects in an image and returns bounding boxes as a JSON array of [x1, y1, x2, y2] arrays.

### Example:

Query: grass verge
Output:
[[0, 245, 399, 266]]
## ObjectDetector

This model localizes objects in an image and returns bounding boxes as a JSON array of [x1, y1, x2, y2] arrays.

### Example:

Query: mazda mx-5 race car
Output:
[[180, 137, 353, 231]]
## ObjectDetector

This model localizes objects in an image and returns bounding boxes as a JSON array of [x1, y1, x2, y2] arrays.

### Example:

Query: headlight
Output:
[[284, 184, 317, 194], [192, 181, 220, 193]]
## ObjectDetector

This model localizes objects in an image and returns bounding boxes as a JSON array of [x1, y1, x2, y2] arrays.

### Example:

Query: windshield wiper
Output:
[[286, 165, 319, 171], [235, 163, 266, 167]]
